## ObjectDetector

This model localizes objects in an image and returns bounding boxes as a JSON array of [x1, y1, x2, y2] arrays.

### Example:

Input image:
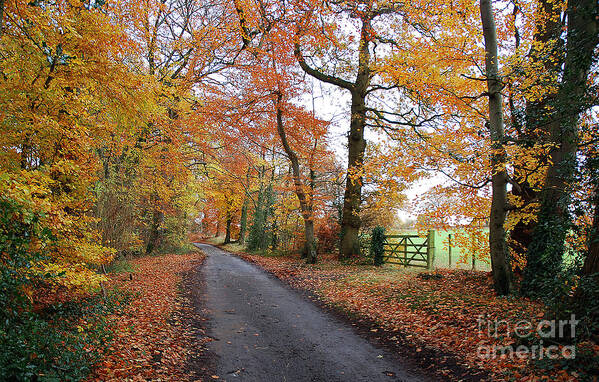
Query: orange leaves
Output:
[[91, 252, 207, 381]]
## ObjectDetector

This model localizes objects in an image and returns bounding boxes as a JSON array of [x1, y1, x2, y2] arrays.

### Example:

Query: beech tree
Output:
[[223, 0, 333, 261], [480, 0, 512, 295], [293, 0, 402, 258]]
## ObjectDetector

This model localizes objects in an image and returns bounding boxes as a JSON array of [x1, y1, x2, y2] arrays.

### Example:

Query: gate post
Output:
[[448, 233, 452, 268], [427, 229, 436, 270]]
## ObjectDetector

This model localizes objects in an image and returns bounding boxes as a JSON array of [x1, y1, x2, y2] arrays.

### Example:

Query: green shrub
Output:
[[0, 293, 124, 381], [371, 226, 386, 266]]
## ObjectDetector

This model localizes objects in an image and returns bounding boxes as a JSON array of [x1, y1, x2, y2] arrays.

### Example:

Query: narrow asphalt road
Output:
[[194, 243, 430, 382]]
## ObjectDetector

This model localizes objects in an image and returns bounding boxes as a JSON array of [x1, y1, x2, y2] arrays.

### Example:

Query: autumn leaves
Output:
[[0, 0, 598, 379]]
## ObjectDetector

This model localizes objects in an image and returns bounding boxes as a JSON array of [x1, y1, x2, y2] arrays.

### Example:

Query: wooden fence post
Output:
[[427, 229, 436, 270], [448, 233, 452, 268]]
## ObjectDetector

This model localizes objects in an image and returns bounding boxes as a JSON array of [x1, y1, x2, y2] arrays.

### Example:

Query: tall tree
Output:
[[522, 0, 599, 293], [274, 91, 317, 263], [294, 2, 382, 258], [507, 0, 564, 264], [480, 0, 512, 295], [119, 0, 239, 254], [226, 0, 330, 261]]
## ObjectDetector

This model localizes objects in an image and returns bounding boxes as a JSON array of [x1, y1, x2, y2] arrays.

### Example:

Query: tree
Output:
[[522, 0, 599, 294], [114, 0, 240, 254], [0, 0, 149, 287], [480, 0, 512, 294], [216, 1, 335, 260], [273, 92, 313, 261], [294, 1, 401, 258], [506, 0, 563, 265]]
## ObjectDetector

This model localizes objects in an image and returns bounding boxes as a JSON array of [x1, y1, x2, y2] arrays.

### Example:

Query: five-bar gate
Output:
[[382, 230, 435, 269]]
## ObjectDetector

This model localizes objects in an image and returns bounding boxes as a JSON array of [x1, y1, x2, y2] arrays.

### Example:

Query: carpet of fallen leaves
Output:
[[232, 250, 594, 381], [89, 252, 207, 381]]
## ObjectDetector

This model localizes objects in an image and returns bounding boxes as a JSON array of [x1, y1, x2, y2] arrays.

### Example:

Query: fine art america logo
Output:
[[476, 314, 578, 360]]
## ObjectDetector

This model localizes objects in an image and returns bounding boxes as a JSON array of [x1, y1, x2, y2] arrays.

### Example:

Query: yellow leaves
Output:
[[506, 191, 539, 223], [506, 142, 553, 192], [1, 169, 113, 290], [1, 170, 51, 206], [75, 241, 117, 266], [21, 285, 35, 304], [39, 262, 108, 289], [346, 164, 364, 186]]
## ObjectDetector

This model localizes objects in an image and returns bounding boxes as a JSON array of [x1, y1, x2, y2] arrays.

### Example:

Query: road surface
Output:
[[195, 243, 430, 382]]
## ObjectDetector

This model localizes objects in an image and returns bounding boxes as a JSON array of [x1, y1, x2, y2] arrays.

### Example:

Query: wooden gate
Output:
[[382, 230, 435, 269]]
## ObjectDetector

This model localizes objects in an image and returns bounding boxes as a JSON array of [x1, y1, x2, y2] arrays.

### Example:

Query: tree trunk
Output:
[[523, 0, 598, 294], [259, 184, 275, 250], [274, 91, 317, 263], [239, 199, 248, 245], [224, 214, 232, 244], [303, 219, 316, 264], [339, 91, 367, 259], [146, 204, 163, 255], [480, 0, 512, 295], [509, 0, 563, 264], [306, 167, 317, 264], [583, 179, 599, 276], [248, 188, 265, 250], [271, 215, 278, 250], [339, 19, 371, 260]]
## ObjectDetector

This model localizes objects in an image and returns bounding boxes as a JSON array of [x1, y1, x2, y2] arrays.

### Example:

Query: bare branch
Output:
[[294, 38, 354, 90]]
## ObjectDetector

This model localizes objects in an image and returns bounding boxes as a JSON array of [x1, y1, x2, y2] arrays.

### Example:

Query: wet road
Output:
[[195, 243, 429, 382]]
